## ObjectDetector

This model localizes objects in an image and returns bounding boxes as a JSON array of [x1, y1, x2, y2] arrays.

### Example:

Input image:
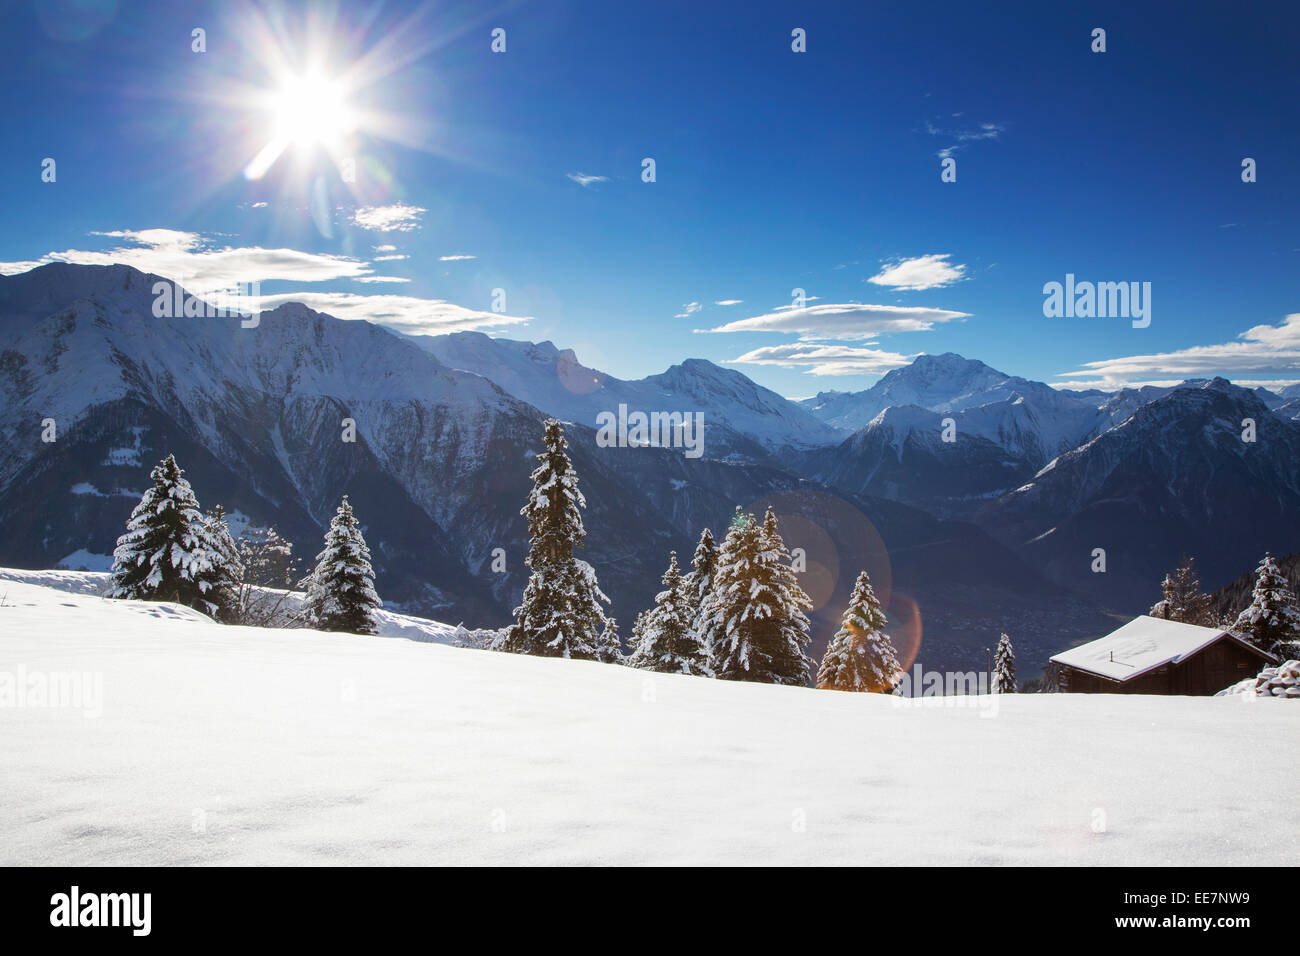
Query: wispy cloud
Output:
[[867, 254, 967, 291], [439, 254, 477, 261], [567, 172, 608, 187], [351, 203, 427, 232], [0, 228, 372, 291], [726, 343, 914, 376], [352, 275, 411, 284], [675, 301, 703, 318], [698, 302, 969, 340], [251, 291, 531, 336], [714, 299, 743, 306], [1054, 313, 1300, 388], [925, 120, 1005, 158]]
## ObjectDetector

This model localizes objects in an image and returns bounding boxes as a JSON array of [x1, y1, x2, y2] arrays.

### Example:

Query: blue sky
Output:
[[2, 0, 1298, 397]]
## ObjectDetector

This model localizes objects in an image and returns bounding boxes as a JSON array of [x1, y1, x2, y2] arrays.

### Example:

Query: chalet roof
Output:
[[1050, 616, 1267, 683]]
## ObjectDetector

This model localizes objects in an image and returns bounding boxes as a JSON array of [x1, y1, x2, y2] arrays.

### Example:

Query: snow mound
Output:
[[3, 576, 1298, 865]]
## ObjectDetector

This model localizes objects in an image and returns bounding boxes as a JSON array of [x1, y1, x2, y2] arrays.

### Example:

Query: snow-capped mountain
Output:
[[0, 263, 1106, 674], [415, 330, 841, 457], [979, 378, 1300, 608], [800, 353, 1064, 428], [799, 352, 1124, 469]]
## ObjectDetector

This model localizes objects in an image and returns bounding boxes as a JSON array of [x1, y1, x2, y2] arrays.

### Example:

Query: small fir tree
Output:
[[1148, 556, 1213, 626], [816, 570, 902, 692], [1233, 553, 1300, 658], [992, 632, 1016, 694], [199, 504, 244, 622], [499, 419, 612, 659], [703, 506, 814, 685], [109, 454, 222, 616], [685, 527, 718, 629], [302, 496, 382, 635], [629, 552, 712, 676]]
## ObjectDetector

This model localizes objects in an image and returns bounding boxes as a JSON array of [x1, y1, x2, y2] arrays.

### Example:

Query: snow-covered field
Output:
[[1, 574, 1296, 866]]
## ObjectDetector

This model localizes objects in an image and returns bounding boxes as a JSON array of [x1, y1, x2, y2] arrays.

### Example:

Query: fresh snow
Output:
[[2, 575, 1296, 865]]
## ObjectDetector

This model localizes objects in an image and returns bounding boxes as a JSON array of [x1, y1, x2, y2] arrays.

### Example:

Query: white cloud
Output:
[[726, 343, 914, 376], [251, 292, 531, 336], [698, 302, 969, 340], [439, 254, 476, 261], [714, 299, 743, 306], [674, 301, 703, 318], [0, 228, 372, 292], [0, 228, 527, 337], [351, 203, 426, 232], [373, 254, 408, 261], [567, 172, 609, 187], [868, 254, 967, 291], [1054, 313, 1300, 388], [926, 120, 1005, 158], [374, 244, 398, 252]]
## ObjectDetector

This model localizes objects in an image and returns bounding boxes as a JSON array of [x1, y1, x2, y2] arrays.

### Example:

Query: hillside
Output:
[[1, 576, 1295, 866]]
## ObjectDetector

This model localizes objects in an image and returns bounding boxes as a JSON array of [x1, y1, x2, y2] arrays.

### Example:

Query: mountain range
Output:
[[2, 262, 1296, 677]]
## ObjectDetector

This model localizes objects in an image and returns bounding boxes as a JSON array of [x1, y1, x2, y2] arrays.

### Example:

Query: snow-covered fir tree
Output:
[[684, 526, 718, 629], [702, 506, 814, 686], [1233, 553, 1300, 658], [594, 614, 624, 664], [302, 496, 382, 635], [629, 551, 712, 676], [109, 454, 224, 616], [816, 569, 901, 693], [992, 632, 1016, 694], [499, 419, 612, 659], [198, 504, 244, 622], [1149, 556, 1214, 626]]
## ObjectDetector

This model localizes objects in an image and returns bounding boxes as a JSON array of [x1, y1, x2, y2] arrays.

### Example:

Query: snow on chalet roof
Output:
[[1050, 616, 1241, 683]]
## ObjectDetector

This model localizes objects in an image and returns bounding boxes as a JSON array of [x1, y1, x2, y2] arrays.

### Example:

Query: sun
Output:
[[243, 71, 357, 180], [269, 72, 355, 149]]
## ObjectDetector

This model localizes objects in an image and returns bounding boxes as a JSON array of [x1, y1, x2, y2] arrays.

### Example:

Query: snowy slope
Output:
[[0, 567, 463, 645], [2, 577, 1296, 866]]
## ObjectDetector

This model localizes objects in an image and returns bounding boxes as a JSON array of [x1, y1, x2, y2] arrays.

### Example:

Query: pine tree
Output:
[[499, 419, 611, 659], [703, 507, 814, 686], [1148, 556, 1214, 626], [816, 570, 902, 692], [594, 614, 624, 664], [198, 505, 244, 622], [629, 552, 712, 676], [109, 454, 223, 616], [992, 632, 1016, 694], [302, 496, 382, 635], [1233, 553, 1300, 658], [685, 526, 718, 622]]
